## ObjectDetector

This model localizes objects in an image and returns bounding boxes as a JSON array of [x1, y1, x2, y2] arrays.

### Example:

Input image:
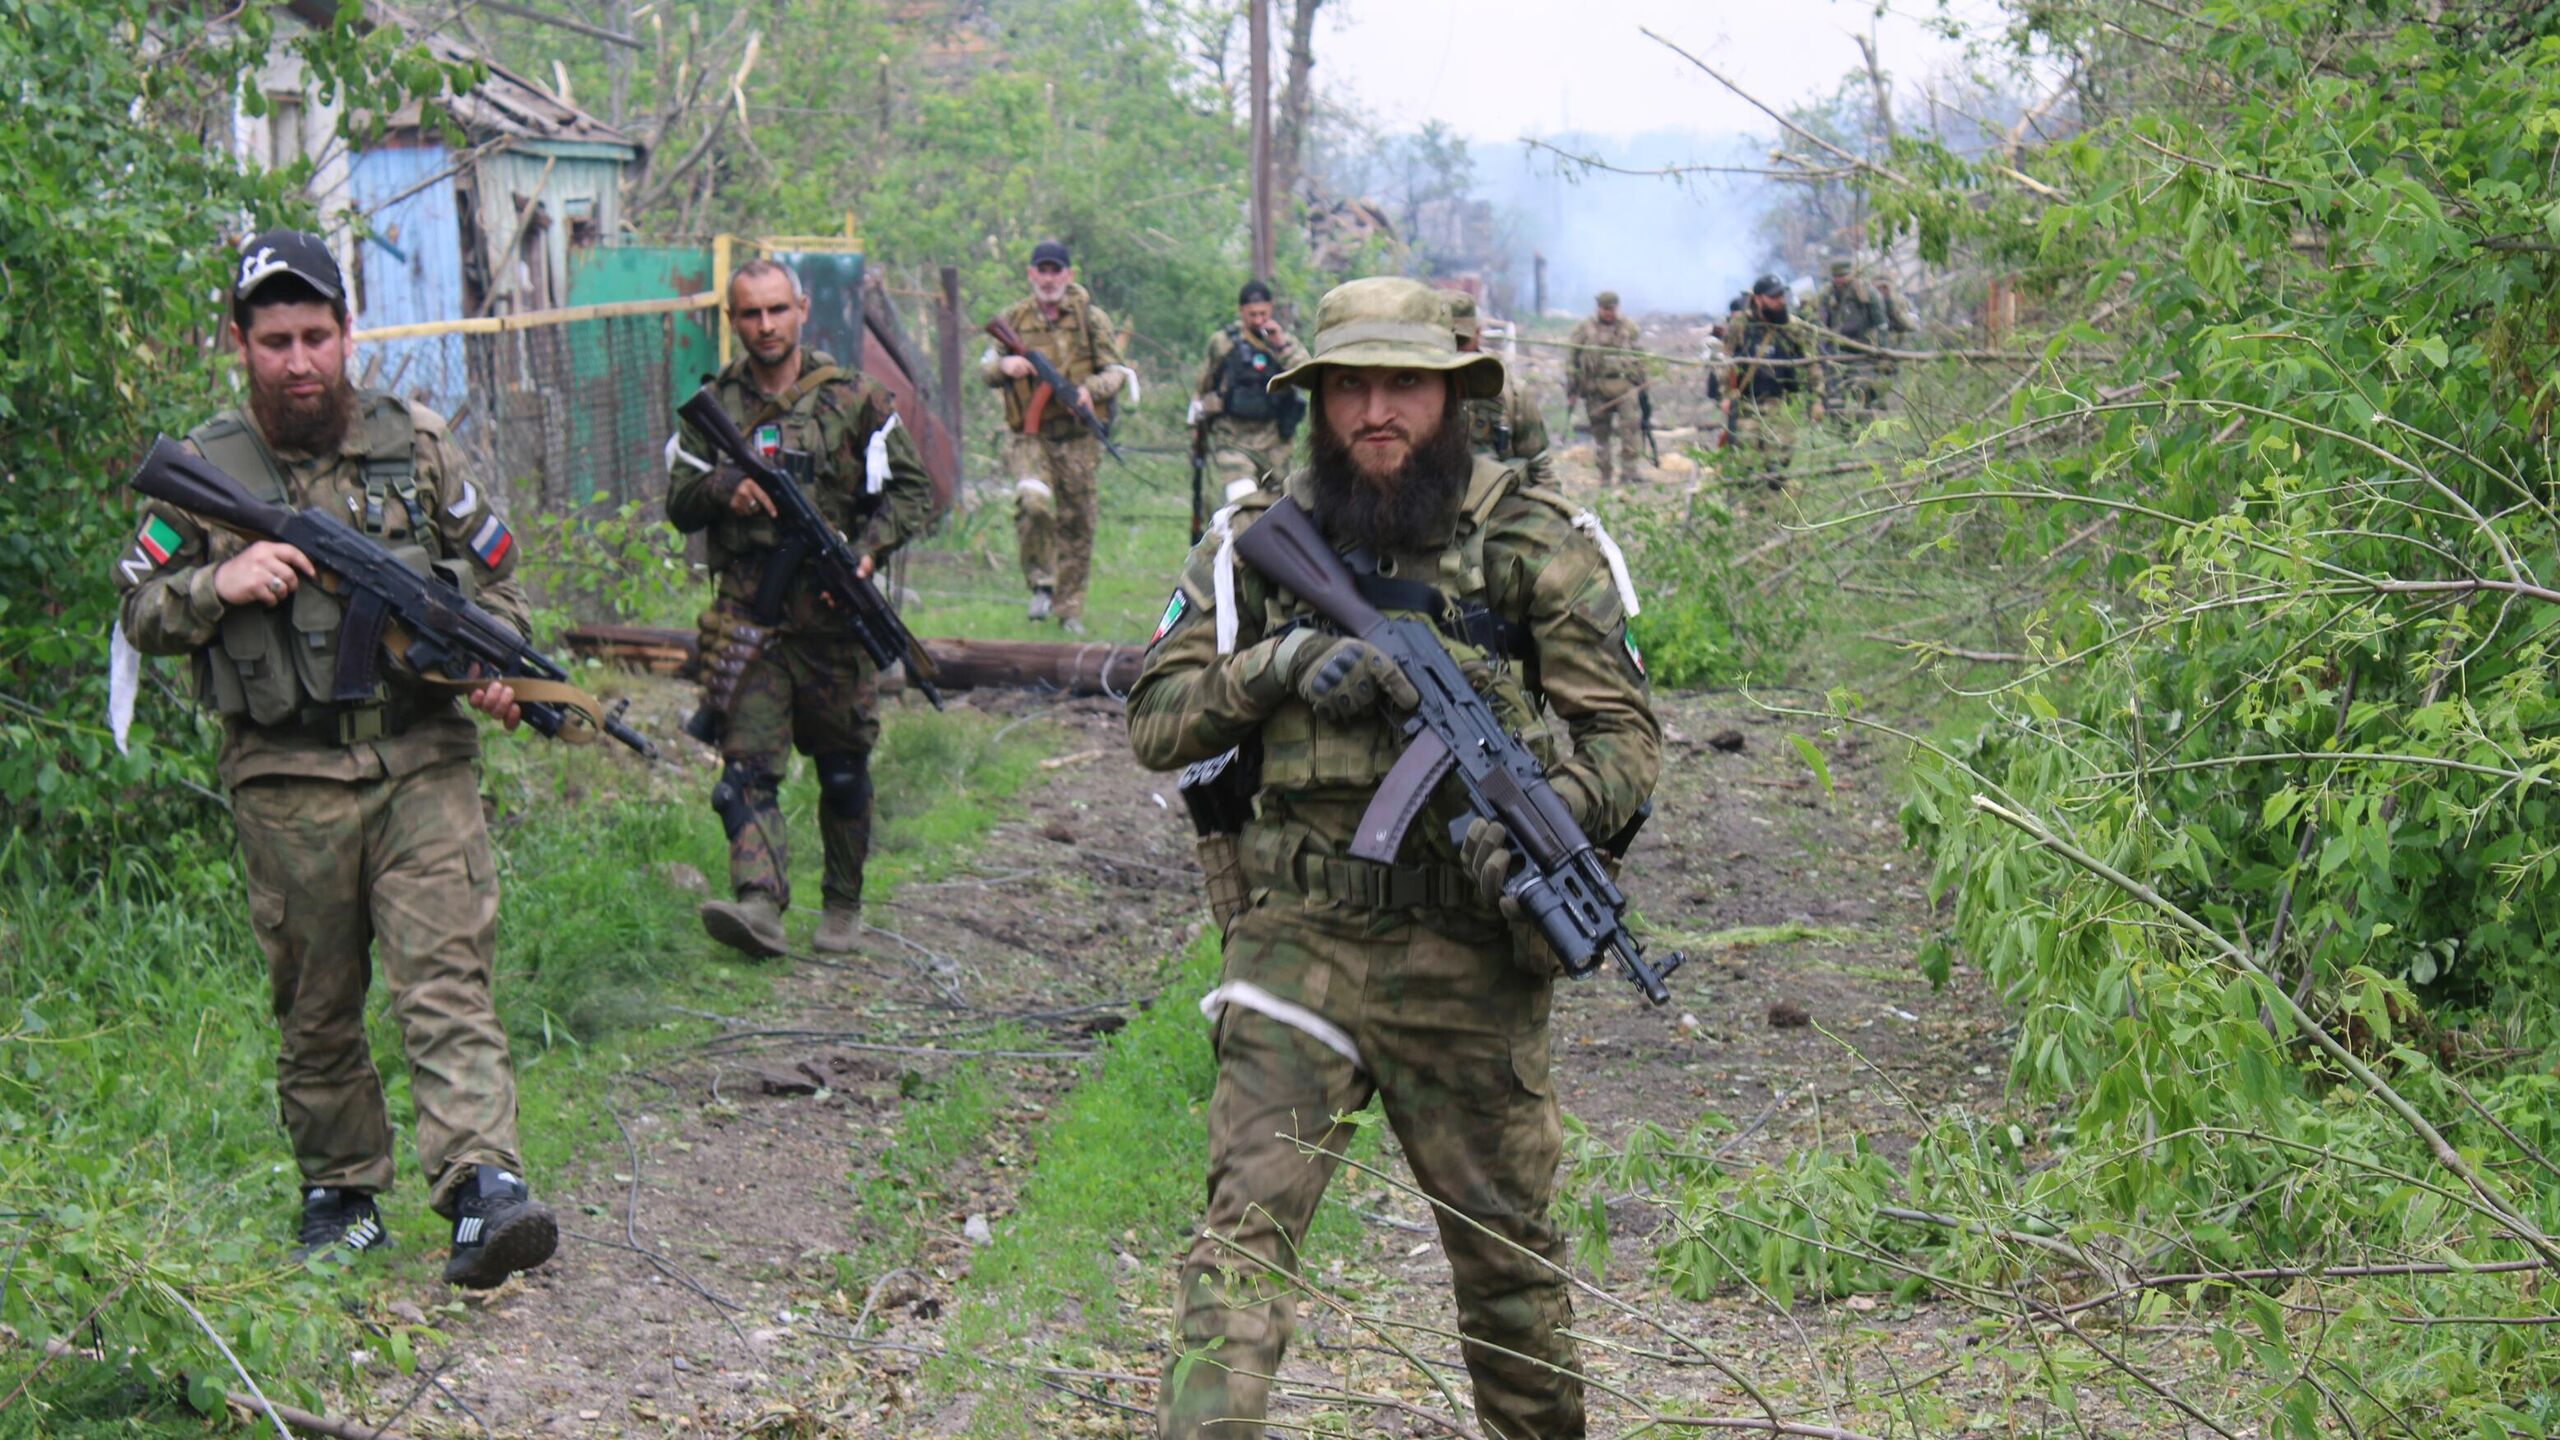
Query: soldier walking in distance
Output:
[[1192, 279, 1308, 503], [1724, 274, 1826, 482], [1566, 289, 1646, 483], [115, 230, 556, 1287], [983, 240, 1134, 636], [1816, 259, 1892, 418], [667, 258, 936, 959], [1131, 276, 1662, 1439], [1446, 290, 1554, 484]]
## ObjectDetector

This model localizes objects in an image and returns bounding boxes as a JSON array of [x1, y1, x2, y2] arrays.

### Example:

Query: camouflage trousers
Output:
[[1585, 387, 1644, 481], [229, 756, 522, 1217], [1205, 419, 1290, 501], [1727, 396, 1808, 482], [720, 627, 880, 912], [1009, 431, 1102, 621], [1159, 902, 1580, 1440]]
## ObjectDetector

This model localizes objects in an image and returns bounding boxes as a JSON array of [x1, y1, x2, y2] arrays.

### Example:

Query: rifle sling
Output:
[[380, 629, 617, 745]]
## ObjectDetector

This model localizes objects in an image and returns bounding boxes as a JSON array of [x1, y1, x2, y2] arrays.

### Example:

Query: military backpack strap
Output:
[[355, 391, 426, 540]]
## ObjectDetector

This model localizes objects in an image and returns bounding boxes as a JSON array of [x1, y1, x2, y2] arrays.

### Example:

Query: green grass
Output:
[[0, 697, 1054, 1437], [907, 933, 1375, 1436], [898, 451, 1199, 647]]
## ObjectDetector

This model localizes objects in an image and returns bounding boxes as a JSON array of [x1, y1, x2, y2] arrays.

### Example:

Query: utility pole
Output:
[[1249, 0, 1274, 282]]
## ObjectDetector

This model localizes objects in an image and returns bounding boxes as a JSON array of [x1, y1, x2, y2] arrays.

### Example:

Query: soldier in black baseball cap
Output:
[[230, 228, 347, 330]]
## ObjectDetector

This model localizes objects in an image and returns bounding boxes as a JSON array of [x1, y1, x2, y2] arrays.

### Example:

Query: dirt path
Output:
[[355, 694, 1207, 1438], [354, 680, 2006, 1438]]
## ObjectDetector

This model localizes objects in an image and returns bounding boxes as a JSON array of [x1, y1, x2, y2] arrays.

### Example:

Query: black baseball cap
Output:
[[234, 228, 345, 305], [1028, 240, 1071, 269], [1751, 274, 1787, 298]]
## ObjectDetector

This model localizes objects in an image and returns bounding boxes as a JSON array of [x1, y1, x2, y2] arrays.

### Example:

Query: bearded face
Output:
[[236, 297, 356, 455], [1307, 369, 1474, 554]]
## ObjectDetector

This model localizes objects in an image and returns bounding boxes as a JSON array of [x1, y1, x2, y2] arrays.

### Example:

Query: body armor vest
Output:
[[186, 393, 449, 732], [1252, 458, 1556, 794]]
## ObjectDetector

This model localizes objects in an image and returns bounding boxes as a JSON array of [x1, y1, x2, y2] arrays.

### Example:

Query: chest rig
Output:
[[1251, 458, 1552, 793], [186, 393, 447, 740]]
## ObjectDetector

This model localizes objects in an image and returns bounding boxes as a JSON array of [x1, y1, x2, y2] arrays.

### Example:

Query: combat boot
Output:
[[1026, 585, 1055, 621], [700, 891, 787, 958], [441, 1165, 557, 1290], [813, 904, 862, 955], [292, 1186, 390, 1263]]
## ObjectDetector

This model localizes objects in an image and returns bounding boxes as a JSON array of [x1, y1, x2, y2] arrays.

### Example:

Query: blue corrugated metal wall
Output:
[[348, 146, 468, 418]]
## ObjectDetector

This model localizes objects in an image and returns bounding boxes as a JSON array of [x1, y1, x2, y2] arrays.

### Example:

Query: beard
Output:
[[1307, 394, 1475, 554], [249, 370, 357, 455]]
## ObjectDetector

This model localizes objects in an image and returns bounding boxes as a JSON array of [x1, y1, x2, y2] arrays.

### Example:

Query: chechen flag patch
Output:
[[135, 514, 183, 567], [469, 514, 514, 568], [1150, 588, 1188, 646], [1623, 628, 1647, 679]]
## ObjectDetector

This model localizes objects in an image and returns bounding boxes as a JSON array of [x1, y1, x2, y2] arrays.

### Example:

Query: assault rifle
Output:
[[129, 438, 656, 757], [1636, 383, 1660, 465], [1232, 498, 1680, 1005], [1188, 419, 1210, 545], [676, 388, 944, 710], [984, 315, 1130, 469]]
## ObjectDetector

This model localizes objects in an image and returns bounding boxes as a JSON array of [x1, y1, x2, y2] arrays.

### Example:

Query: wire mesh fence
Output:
[[352, 301, 717, 521]]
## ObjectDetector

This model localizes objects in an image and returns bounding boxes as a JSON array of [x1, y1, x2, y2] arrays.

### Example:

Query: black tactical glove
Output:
[[1461, 817, 1522, 917], [1286, 634, 1420, 722]]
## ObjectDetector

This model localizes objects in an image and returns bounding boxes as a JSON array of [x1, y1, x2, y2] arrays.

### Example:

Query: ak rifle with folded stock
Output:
[[983, 314, 1131, 470], [128, 438, 657, 758], [676, 388, 943, 710], [1232, 497, 1681, 1005]]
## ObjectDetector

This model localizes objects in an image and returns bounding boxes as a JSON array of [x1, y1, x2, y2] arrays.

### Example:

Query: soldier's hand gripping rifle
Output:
[[984, 315, 1131, 470], [1232, 497, 1681, 1005], [675, 389, 944, 710], [129, 438, 657, 757]]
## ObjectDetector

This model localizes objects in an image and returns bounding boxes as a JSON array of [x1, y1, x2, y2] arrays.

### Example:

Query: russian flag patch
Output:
[[469, 514, 514, 568]]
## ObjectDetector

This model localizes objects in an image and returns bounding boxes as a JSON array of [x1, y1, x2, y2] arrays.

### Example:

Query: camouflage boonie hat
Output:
[[1269, 277, 1504, 400], [1443, 289, 1479, 339]]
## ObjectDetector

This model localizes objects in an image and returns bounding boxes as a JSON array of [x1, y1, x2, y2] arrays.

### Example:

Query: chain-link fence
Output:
[[352, 295, 718, 521]]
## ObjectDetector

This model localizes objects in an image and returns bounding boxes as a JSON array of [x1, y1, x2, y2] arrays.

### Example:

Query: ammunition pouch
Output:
[[688, 604, 769, 743], [1181, 745, 1262, 933]]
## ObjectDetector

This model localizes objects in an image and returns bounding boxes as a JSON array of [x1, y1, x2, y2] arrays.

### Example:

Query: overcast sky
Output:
[[1313, 0, 2028, 311], [1319, 0, 2019, 144]]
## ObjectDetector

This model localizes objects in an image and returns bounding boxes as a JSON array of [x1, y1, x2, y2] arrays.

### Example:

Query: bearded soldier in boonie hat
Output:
[[1130, 274, 1663, 1440]]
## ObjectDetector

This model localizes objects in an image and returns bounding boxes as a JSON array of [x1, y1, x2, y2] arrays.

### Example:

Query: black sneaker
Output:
[[292, 1187, 390, 1262], [441, 1165, 557, 1290]]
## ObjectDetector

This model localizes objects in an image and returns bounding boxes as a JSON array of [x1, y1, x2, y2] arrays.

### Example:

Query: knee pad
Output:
[[1015, 475, 1055, 519], [710, 760, 778, 840], [814, 749, 873, 821]]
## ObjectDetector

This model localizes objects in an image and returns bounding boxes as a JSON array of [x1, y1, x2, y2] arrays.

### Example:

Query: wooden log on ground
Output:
[[558, 626, 1147, 697]]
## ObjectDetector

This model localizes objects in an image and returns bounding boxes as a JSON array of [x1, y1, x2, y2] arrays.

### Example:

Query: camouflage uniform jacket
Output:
[[978, 283, 1130, 440], [1466, 355, 1555, 486], [1194, 321, 1308, 455], [1567, 314, 1645, 398], [1728, 313, 1824, 400], [666, 350, 935, 633], [1129, 457, 1660, 976], [1817, 281, 1890, 345], [115, 394, 530, 790]]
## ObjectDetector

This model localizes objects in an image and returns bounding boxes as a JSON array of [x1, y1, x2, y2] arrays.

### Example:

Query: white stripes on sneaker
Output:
[[455, 1216, 484, 1245], [342, 1216, 384, 1251]]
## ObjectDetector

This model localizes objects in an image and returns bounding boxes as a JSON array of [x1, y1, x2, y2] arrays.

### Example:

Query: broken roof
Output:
[[286, 0, 640, 155]]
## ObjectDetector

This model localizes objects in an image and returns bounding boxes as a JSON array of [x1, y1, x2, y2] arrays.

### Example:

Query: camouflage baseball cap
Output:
[[1595, 289, 1620, 307], [1269, 277, 1504, 400], [1829, 259, 1854, 277]]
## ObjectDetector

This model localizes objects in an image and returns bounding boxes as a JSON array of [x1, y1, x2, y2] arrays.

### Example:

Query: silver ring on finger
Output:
[[267, 576, 285, 595]]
